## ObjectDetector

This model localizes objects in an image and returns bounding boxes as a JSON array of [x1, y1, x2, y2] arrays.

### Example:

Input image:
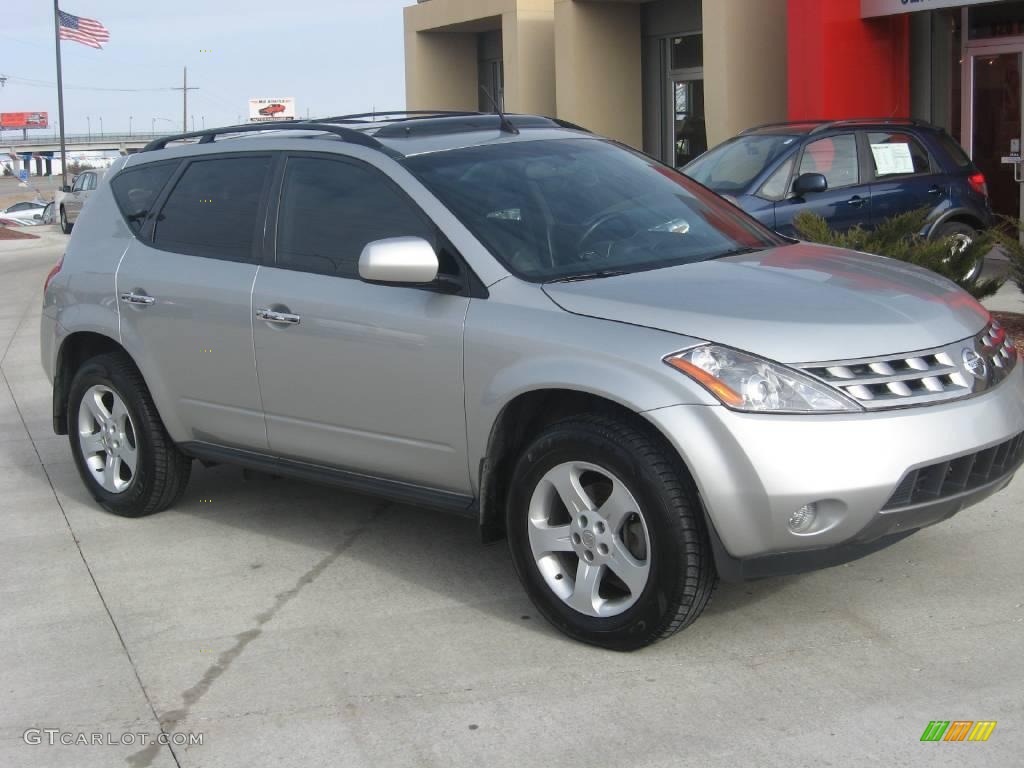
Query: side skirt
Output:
[[179, 441, 477, 518]]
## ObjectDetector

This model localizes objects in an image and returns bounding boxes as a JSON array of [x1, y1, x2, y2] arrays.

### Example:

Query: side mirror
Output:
[[359, 237, 439, 285], [792, 172, 828, 197], [61, 185, 71, 193], [33, 213, 42, 220]]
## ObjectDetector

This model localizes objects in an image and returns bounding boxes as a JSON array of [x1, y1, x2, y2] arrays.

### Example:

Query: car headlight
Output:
[[664, 344, 863, 413]]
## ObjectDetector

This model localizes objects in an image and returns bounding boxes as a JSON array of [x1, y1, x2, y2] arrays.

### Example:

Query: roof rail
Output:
[[140, 121, 400, 155], [309, 110, 488, 124], [740, 119, 831, 134], [808, 117, 935, 135]]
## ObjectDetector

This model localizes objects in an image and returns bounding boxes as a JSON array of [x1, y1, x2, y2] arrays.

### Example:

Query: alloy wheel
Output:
[[527, 460, 651, 618], [78, 384, 139, 493]]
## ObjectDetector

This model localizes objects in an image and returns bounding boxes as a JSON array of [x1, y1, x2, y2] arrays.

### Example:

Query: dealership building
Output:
[[404, 0, 1024, 218]]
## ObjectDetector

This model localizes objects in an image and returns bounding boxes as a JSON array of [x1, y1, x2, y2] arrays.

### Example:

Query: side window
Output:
[[867, 132, 933, 177], [71, 175, 85, 192], [153, 156, 272, 262], [758, 156, 795, 200], [84, 173, 98, 191], [799, 134, 860, 189], [111, 162, 177, 234], [276, 157, 435, 278]]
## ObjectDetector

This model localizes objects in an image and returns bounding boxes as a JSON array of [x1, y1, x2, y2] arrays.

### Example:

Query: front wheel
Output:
[[506, 414, 717, 651], [67, 353, 191, 517]]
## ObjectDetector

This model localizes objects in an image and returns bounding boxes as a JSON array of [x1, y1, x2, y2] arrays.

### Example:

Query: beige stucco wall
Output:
[[553, 0, 643, 147], [701, 0, 788, 147], [404, 0, 556, 115]]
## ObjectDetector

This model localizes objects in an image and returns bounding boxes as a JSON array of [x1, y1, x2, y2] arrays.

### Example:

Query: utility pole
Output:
[[171, 67, 198, 133]]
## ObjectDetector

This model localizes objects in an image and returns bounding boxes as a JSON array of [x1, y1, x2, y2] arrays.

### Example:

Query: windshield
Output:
[[684, 134, 799, 193], [402, 138, 785, 282]]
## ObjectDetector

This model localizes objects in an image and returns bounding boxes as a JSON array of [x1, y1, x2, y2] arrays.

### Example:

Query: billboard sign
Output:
[[1, 112, 49, 129], [248, 98, 296, 123]]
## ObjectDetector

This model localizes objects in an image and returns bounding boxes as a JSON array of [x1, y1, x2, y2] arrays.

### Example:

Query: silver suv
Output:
[[40, 113, 1024, 650]]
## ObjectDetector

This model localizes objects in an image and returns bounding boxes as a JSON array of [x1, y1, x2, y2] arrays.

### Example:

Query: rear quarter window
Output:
[[111, 162, 178, 234], [935, 132, 973, 169]]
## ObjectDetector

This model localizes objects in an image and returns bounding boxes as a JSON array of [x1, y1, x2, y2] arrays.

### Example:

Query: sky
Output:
[[1, 0, 412, 137]]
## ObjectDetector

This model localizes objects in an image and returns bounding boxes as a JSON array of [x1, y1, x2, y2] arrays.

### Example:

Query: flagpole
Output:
[[53, 0, 69, 190]]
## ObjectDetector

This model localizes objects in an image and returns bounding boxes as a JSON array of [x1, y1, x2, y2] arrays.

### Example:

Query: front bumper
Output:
[[644, 361, 1024, 580]]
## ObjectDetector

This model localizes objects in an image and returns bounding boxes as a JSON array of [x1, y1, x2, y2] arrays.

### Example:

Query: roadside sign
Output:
[[248, 97, 296, 123], [17, 169, 28, 182], [1, 112, 49, 129]]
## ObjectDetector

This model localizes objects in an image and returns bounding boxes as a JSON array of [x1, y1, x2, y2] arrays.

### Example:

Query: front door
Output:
[[774, 133, 872, 237], [965, 46, 1024, 219], [116, 154, 273, 450], [251, 154, 472, 493]]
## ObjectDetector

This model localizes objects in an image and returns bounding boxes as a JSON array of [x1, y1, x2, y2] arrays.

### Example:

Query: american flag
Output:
[[58, 10, 110, 49]]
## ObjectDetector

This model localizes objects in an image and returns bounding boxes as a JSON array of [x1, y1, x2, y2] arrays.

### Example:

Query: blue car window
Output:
[[799, 135, 859, 189], [867, 132, 932, 177]]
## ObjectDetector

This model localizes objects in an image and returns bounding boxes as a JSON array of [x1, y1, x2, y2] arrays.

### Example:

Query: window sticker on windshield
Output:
[[871, 143, 914, 176]]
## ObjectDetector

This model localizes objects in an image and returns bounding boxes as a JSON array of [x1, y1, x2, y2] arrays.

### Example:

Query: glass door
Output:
[[672, 78, 706, 168], [964, 43, 1024, 219]]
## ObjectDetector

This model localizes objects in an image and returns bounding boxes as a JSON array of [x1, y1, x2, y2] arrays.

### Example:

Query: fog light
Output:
[[789, 503, 818, 534]]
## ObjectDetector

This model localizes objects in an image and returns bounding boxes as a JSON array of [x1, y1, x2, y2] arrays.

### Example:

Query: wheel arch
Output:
[[52, 331, 138, 435], [477, 388, 697, 543], [928, 209, 986, 237]]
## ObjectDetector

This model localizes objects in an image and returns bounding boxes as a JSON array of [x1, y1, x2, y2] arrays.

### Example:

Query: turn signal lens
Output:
[[664, 344, 863, 413]]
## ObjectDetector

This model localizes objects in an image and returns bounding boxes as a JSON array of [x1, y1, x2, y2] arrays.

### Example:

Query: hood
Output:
[[542, 242, 990, 363]]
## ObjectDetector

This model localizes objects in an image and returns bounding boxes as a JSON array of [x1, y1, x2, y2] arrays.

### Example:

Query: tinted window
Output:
[[685, 134, 799, 193], [867, 132, 933, 177], [276, 157, 434, 278], [799, 135, 859, 189], [111, 162, 177, 234], [71, 175, 85, 192], [936, 131, 973, 168], [404, 139, 784, 282], [84, 173, 98, 191], [154, 156, 271, 261]]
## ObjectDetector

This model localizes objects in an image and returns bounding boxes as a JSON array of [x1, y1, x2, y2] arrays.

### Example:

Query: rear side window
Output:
[[867, 132, 933, 177], [111, 162, 177, 234], [276, 156, 434, 278], [799, 135, 860, 189], [153, 156, 272, 262], [935, 131, 973, 169]]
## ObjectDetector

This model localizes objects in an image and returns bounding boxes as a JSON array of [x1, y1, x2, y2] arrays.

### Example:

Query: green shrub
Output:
[[792, 208, 1003, 301]]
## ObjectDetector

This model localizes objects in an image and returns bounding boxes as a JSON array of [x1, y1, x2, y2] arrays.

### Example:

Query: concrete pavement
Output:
[[2, 234, 1022, 767]]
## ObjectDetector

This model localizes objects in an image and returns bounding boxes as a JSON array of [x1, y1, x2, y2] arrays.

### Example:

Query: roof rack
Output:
[[140, 121, 400, 155], [309, 110, 488, 124], [742, 117, 936, 136]]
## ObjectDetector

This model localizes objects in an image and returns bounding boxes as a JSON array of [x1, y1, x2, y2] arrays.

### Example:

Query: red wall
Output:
[[787, 0, 911, 120]]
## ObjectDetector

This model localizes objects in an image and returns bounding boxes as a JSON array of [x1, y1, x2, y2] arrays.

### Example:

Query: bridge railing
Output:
[[1, 133, 166, 147]]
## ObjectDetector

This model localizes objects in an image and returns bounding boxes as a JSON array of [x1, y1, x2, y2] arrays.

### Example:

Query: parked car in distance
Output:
[[41, 114, 1023, 650], [684, 119, 993, 281], [2, 200, 47, 215], [58, 170, 103, 234], [259, 103, 287, 116], [0, 200, 47, 226]]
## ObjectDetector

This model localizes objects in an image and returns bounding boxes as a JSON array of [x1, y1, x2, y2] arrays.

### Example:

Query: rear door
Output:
[[251, 152, 472, 492], [865, 130, 947, 226], [774, 133, 872, 236], [115, 154, 274, 450], [66, 172, 89, 220]]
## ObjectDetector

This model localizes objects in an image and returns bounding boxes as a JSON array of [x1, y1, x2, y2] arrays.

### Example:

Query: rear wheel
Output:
[[60, 206, 73, 234], [68, 353, 191, 517], [507, 414, 716, 650], [935, 221, 982, 284]]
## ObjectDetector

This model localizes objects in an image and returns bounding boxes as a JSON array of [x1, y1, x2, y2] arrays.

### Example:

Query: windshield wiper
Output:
[[547, 269, 629, 283]]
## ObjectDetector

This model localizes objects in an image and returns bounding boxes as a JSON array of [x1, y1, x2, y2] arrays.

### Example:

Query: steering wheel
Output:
[[577, 209, 636, 253]]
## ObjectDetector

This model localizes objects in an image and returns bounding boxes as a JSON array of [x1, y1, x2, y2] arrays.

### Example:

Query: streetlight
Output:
[[129, 116, 133, 136], [86, 115, 91, 141], [201, 116, 205, 130], [152, 117, 173, 134], [99, 116, 104, 136], [190, 115, 195, 132]]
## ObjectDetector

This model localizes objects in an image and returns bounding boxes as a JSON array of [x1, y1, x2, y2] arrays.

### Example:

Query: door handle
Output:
[[256, 308, 301, 325], [927, 185, 944, 196], [846, 195, 867, 208], [119, 291, 156, 306]]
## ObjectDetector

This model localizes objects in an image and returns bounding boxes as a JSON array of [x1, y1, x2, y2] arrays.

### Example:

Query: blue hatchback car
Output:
[[684, 119, 993, 281]]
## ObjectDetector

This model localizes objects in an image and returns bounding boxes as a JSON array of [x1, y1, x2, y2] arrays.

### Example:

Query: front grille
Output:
[[883, 430, 1024, 510], [799, 321, 1018, 410]]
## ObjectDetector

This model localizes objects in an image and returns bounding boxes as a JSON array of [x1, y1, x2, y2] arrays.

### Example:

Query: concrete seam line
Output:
[[0, 366, 184, 768]]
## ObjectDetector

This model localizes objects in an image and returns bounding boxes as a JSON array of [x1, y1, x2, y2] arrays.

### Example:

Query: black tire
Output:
[[934, 221, 982, 284], [67, 352, 191, 517], [506, 414, 717, 651], [60, 206, 73, 235]]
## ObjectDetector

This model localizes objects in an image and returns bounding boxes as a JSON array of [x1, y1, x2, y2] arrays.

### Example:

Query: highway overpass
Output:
[[3, 133, 163, 176]]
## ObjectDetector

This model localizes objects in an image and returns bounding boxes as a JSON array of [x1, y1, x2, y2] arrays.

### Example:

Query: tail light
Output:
[[968, 172, 988, 197], [44, 256, 63, 294]]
